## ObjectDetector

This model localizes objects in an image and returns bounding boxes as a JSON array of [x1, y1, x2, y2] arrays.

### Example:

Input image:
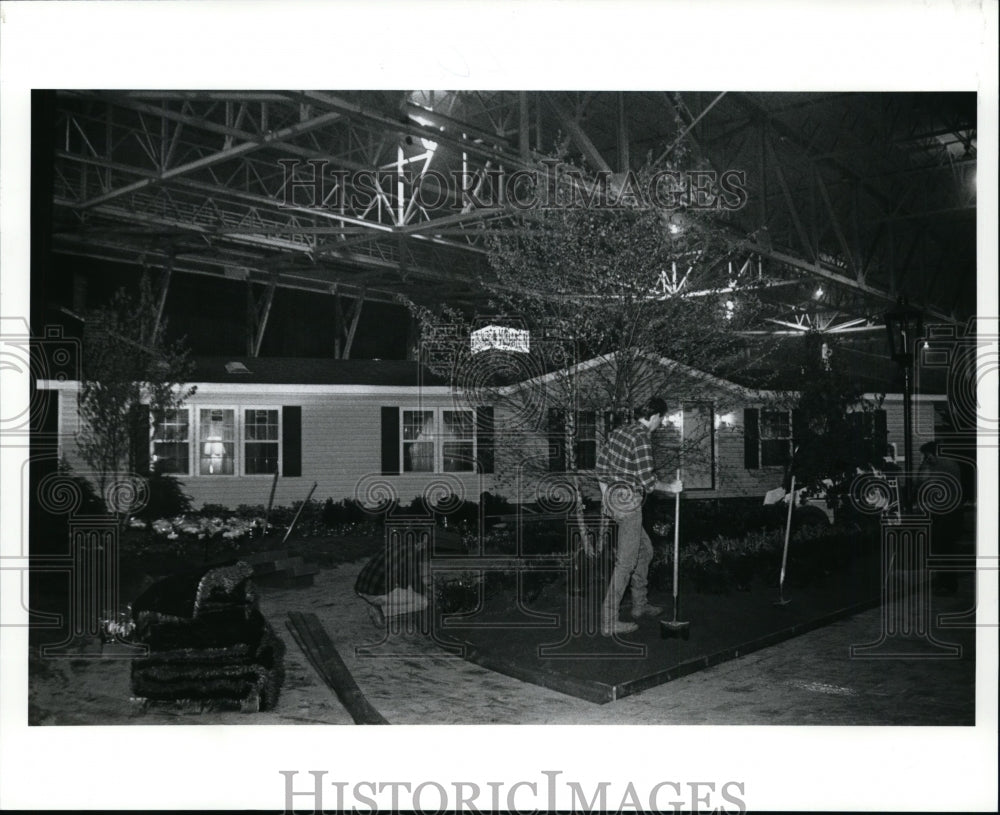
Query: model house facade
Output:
[[39, 355, 943, 510]]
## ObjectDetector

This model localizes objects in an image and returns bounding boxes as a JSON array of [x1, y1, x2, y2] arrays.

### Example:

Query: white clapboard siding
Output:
[[54, 386, 491, 510], [48, 380, 947, 510]]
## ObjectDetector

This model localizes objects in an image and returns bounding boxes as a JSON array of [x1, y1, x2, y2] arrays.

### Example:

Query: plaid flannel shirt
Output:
[[354, 539, 427, 597], [596, 421, 657, 494]]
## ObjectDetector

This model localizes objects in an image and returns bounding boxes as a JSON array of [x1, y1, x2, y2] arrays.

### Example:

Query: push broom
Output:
[[774, 475, 795, 607], [660, 471, 690, 639]]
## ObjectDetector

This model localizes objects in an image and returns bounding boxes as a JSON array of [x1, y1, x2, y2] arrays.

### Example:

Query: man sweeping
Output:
[[597, 396, 682, 635]]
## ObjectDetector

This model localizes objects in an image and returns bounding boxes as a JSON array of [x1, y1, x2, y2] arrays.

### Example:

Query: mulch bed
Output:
[[432, 551, 886, 704]]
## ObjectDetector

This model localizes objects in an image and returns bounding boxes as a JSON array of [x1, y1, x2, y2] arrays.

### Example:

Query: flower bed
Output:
[[649, 520, 877, 595]]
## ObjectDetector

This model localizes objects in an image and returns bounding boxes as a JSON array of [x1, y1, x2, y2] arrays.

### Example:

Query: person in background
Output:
[[917, 440, 965, 595], [355, 533, 431, 626], [597, 396, 682, 636]]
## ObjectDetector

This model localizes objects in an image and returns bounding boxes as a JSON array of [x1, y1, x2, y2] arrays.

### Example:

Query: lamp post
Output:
[[884, 297, 924, 512]]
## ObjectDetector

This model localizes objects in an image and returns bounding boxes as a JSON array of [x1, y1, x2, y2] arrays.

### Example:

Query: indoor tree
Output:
[[405, 150, 781, 522], [76, 275, 196, 521]]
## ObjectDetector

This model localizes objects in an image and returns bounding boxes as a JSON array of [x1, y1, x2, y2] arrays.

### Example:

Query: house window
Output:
[[653, 404, 716, 489], [681, 402, 715, 489], [547, 409, 599, 472], [151, 405, 291, 477], [244, 409, 280, 475], [199, 408, 236, 475], [402, 408, 476, 473], [760, 410, 792, 467], [442, 410, 475, 472], [402, 410, 435, 472], [152, 408, 190, 475]]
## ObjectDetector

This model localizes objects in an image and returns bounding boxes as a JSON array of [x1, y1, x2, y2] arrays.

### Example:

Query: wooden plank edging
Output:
[[286, 611, 388, 725]]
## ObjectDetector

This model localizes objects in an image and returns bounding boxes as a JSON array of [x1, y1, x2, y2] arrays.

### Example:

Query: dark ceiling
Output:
[[42, 90, 977, 359]]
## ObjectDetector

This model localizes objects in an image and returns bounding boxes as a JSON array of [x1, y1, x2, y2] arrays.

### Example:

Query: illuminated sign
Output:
[[471, 325, 531, 354]]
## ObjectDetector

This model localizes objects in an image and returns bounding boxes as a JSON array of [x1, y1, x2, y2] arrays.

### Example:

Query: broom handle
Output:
[[282, 481, 318, 545], [779, 475, 795, 588], [673, 469, 681, 603], [262, 470, 279, 537]]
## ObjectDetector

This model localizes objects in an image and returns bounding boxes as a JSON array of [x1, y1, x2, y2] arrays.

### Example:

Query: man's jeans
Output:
[[602, 501, 653, 624]]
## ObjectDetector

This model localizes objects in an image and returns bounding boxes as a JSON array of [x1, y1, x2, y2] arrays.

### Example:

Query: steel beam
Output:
[[77, 110, 344, 209], [543, 93, 612, 174], [766, 132, 815, 261]]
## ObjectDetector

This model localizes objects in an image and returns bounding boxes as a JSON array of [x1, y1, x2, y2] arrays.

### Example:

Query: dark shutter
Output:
[[791, 408, 808, 451], [132, 404, 151, 474], [874, 409, 888, 460], [282, 406, 302, 477], [476, 406, 494, 474], [847, 411, 865, 463], [380, 406, 400, 475], [744, 408, 760, 469], [786, 408, 808, 486], [548, 408, 566, 472]]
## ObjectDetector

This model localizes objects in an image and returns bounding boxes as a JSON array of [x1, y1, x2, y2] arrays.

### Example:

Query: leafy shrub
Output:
[[648, 519, 875, 595], [644, 496, 782, 545], [321, 498, 369, 527], [433, 571, 482, 614], [481, 491, 516, 518], [138, 464, 193, 521]]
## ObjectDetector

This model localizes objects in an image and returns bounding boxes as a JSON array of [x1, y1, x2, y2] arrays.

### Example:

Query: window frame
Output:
[[654, 403, 718, 491], [759, 408, 793, 468], [153, 404, 284, 478], [151, 406, 192, 476], [679, 401, 717, 491], [243, 407, 282, 477], [399, 407, 478, 474]]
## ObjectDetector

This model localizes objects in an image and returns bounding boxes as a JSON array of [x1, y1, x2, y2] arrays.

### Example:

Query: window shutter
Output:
[[874, 409, 888, 460], [744, 408, 760, 469], [282, 406, 302, 477], [476, 406, 494, 474], [548, 408, 566, 472], [381, 406, 400, 475], [846, 411, 865, 464], [132, 404, 151, 474], [791, 407, 808, 458]]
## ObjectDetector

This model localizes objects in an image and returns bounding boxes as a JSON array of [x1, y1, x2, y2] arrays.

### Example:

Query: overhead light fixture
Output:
[[813, 286, 825, 300], [407, 111, 442, 152], [715, 411, 736, 429]]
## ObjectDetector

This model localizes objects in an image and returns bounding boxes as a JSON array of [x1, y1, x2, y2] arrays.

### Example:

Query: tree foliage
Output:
[[405, 151, 782, 501], [789, 332, 886, 495], [77, 276, 196, 513]]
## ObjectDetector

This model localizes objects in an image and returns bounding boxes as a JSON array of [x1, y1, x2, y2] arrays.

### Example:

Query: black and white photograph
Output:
[[1, 2, 997, 812]]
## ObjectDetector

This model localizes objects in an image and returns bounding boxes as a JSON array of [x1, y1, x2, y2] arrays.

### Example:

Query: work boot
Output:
[[631, 603, 664, 619], [601, 619, 639, 636]]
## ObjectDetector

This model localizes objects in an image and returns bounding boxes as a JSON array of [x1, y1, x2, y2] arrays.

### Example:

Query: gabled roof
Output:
[[499, 351, 782, 401], [190, 357, 449, 387]]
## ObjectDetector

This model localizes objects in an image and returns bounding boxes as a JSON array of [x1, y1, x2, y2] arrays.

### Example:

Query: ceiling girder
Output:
[[49, 90, 974, 331]]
